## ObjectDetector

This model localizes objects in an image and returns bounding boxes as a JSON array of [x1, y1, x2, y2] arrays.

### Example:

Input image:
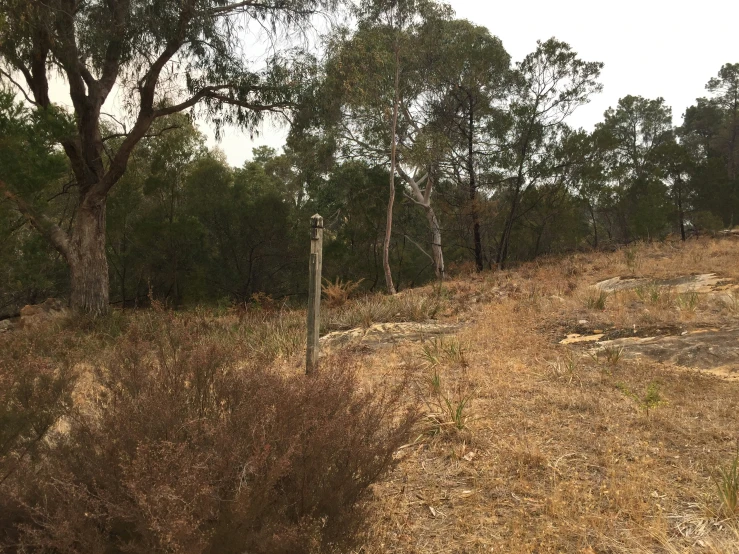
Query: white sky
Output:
[[39, 0, 738, 167], [208, 0, 739, 167]]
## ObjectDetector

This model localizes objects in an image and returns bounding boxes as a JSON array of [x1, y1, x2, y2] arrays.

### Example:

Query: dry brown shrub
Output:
[[0, 329, 76, 548], [1, 311, 418, 553]]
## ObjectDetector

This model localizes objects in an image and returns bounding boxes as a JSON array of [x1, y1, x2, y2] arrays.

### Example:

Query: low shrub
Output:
[[0, 332, 75, 481], [1, 311, 418, 553], [322, 277, 364, 308]]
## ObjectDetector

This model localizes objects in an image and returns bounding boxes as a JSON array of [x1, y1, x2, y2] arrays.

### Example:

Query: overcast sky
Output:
[[174, 0, 739, 166]]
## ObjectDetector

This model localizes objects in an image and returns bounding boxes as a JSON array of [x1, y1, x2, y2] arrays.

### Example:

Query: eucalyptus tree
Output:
[[107, 114, 207, 306], [706, 63, 739, 182], [560, 129, 610, 248], [681, 63, 739, 227], [0, 0, 336, 315], [321, 0, 452, 290], [0, 90, 70, 313], [424, 20, 511, 271], [653, 139, 694, 241], [494, 39, 602, 267], [595, 95, 674, 240]]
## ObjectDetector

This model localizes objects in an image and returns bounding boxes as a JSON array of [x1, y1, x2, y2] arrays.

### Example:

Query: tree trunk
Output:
[[425, 205, 444, 279], [588, 202, 599, 248], [383, 171, 397, 295], [676, 187, 686, 242], [497, 186, 520, 270], [383, 42, 401, 295], [69, 198, 110, 316], [467, 98, 483, 272]]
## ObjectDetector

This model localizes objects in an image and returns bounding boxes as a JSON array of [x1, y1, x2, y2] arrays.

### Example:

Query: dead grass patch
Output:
[[356, 237, 739, 553]]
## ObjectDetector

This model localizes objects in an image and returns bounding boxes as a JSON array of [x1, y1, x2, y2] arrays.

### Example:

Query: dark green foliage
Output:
[[1, 1, 737, 309], [0, 91, 71, 315]]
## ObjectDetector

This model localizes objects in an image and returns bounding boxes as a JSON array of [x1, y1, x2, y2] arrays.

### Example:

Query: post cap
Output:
[[310, 214, 324, 228]]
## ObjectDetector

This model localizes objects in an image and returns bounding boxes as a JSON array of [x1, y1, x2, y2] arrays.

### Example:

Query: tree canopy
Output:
[[0, 0, 737, 315]]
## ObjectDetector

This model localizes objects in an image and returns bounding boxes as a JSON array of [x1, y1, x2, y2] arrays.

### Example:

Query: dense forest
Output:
[[1, 0, 737, 316]]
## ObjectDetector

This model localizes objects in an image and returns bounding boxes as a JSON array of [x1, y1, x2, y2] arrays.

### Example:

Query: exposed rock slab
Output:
[[594, 273, 732, 294], [560, 333, 605, 345], [20, 298, 69, 328], [321, 321, 463, 350], [591, 327, 739, 381]]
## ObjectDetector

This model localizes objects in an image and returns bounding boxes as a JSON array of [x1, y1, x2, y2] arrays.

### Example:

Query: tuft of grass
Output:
[[326, 290, 442, 330], [547, 351, 581, 385], [714, 448, 739, 519], [635, 283, 668, 305], [247, 312, 306, 360], [421, 368, 472, 434], [322, 277, 364, 308], [419, 337, 467, 369], [585, 290, 609, 310], [676, 291, 700, 313], [624, 244, 641, 275], [722, 291, 739, 314], [600, 344, 624, 366]]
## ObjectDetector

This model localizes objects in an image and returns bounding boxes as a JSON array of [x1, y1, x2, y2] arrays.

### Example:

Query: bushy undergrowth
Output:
[[0, 310, 418, 553]]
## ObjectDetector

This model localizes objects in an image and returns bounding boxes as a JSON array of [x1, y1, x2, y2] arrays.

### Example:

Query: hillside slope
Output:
[[2, 238, 739, 553], [344, 238, 739, 553]]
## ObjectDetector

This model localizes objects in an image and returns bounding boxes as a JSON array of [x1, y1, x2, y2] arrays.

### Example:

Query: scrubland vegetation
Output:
[[2, 0, 739, 552], [2, 238, 739, 552]]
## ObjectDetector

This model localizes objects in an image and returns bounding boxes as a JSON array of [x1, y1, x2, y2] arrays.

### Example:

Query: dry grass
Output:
[[348, 237, 739, 553], [0, 307, 419, 552], [323, 277, 365, 308], [3, 237, 739, 552], [325, 288, 445, 331]]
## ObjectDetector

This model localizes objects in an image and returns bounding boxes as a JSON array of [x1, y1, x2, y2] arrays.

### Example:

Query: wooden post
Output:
[[306, 214, 324, 374]]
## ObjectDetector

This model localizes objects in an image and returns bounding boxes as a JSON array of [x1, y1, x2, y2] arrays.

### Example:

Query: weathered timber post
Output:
[[306, 214, 324, 374]]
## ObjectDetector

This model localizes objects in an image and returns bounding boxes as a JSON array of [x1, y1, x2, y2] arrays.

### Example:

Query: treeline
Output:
[[0, 0, 737, 314]]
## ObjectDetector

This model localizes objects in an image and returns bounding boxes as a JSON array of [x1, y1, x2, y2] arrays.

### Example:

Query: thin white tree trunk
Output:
[[398, 167, 444, 279], [383, 42, 401, 295]]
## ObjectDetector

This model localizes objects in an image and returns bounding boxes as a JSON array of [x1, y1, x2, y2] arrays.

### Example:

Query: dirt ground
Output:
[[330, 238, 739, 553]]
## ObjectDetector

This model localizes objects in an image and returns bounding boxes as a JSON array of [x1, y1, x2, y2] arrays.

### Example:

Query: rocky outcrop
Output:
[[594, 273, 733, 294], [591, 328, 739, 381], [19, 298, 69, 329], [321, 321, 464, 350]]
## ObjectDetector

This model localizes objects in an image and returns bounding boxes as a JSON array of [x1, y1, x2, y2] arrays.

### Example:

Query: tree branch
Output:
[[0, 68, 39, 106], [102, 124, 181, 142], [0, 178, 71, 261]]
